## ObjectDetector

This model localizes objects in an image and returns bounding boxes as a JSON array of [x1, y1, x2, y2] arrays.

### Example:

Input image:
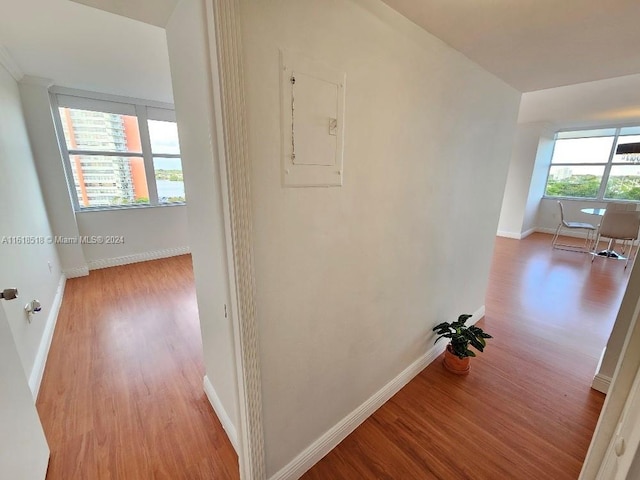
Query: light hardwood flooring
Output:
[[303, 233, 630, 479], [37, 255, 239, 480], [38, 234, 630, 479]]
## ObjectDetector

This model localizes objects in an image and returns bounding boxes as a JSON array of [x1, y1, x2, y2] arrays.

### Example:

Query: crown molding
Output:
[[0, 45, 23, 82], [19, 75, 54, 88]]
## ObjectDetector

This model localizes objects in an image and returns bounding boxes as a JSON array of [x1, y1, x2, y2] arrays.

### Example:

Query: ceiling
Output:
[[381, 0, 640, 92], [72, 0, 179, 28], [2, 0, 640, 126], [519, 73, 640, 129], [0, 0, 174, 103]]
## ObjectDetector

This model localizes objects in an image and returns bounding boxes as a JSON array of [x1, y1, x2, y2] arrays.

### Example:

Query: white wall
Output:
[[594, 245, 640, 387], [522, 132, 555, 233], [76, 205, 190, 268], [239, 0, 521, 474], [580, 262, 640, 478], [497, 122, 554, 238], [19, 77, 87, 277], [0, 65, 64, 390], [166, 0, 240, 444]]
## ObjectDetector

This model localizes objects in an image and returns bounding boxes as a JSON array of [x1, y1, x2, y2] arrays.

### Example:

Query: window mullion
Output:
[[50, 93, 82, 211], [136, 105, 158, 206], [598, 128, 620, 200]]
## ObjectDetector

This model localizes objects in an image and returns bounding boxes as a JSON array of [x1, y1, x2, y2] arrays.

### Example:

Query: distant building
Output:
[[59, 108, 148, 207]]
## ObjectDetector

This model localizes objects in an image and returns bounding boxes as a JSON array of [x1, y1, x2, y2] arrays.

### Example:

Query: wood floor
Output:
[[37, 255, 239, 480], [38, 234, 629, 479], [303, 233, 630, 479]]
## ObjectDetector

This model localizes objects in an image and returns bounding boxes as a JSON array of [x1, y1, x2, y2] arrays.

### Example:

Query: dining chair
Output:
[[602, 203, 638, 254], [606, 202, 637, 212], [591, 209, 640, 268], [552, 201, 597, 252]]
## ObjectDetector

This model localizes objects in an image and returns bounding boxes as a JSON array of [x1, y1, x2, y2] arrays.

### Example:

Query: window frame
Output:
[[544, 127, 640, 203], [51, 87, 184, 212]]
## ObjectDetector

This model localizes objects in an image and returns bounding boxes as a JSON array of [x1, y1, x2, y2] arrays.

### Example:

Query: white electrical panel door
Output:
[[281, 50, 345, 187], [293, 72, 338, 167]]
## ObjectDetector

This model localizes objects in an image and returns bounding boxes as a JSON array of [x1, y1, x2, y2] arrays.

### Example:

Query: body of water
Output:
[[156, 179, 185, 201]]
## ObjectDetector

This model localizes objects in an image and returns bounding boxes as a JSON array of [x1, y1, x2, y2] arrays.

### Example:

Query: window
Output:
[[148, 120, 185, 204], [545, 127, 640, 202], [53, 91, 185, 210]]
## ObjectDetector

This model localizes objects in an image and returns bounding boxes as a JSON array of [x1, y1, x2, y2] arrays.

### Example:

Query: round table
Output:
[[581, 207, 606, 216]]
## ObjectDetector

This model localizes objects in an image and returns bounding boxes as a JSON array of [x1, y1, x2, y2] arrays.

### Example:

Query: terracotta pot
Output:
[[443, 345, 470, 375]]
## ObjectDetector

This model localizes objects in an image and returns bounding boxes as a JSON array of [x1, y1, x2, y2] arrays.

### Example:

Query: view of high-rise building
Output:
[[58, 107, 184, 208]]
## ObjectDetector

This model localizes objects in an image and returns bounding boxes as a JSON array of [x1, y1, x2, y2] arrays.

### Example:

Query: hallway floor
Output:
[[303, 233, 629, 479], [37, 255, 239, 479], [38, 234, 630, 479]]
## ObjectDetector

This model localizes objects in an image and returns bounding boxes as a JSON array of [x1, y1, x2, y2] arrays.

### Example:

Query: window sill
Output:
[[541, 196, 600, 202], [75, 202, 187, 214], [541, 196, 640, 204]]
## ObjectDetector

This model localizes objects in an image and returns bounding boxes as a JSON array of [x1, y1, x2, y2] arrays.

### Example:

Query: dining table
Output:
[[581, 207, 606, 217]]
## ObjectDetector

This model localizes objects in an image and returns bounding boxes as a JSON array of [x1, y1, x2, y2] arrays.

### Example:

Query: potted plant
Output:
[[432, 314, 492, 375]]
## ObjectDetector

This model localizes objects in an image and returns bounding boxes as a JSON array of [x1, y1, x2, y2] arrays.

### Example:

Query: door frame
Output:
[[204, 1, 266, 478], [580, 275, 640, 478]]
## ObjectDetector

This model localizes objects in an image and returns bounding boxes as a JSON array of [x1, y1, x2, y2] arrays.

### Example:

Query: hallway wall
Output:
[[0, 64, 64, 396]]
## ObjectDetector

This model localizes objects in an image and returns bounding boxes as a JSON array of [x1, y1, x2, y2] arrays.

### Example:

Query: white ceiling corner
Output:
[[380, 0, 640, 93], [0, 0, 174, 103], [0, 44, 23, 82], [19, 75, 54, 88], [519, 73, 640, 129], [70, 0, 180, 28]]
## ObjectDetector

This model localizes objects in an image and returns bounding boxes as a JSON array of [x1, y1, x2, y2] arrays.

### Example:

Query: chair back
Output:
[[558, 201, 567, 226], [607, 202, 637, 212], [599, 210, 640, 240]]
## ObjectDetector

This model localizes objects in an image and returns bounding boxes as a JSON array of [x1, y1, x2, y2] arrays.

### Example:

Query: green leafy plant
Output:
[[432, 314, 492, 359]]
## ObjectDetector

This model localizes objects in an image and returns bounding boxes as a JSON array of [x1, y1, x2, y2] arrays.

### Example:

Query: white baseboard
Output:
[[521, 228, 536, 239], [87, 246, 190, 270], [203, 375, 239, 454], [496, 228, 536, 240], [29, 274, 66, 398], [63, 265, 89, 278], [536, 227, 590, 239], [496, 230, 521, 239], [592, 373, 612, 394], [269, 306, 485, 480]]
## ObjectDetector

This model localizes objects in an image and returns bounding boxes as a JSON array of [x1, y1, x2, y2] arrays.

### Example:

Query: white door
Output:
[[0, 299, 50, 479], [597, 362, 640, 479]]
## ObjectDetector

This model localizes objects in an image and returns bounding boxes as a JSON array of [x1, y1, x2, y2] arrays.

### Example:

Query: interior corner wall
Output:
[[165, 0, 240, 437], [75, 206, 190, 268], [581, 272, 640, 479], [497, 122, 553, 238], [239, 0, 521, 474], [0, 65, 63, 383], [522, 129, 554, 233], [18, 79, 87, 276], [596, 254, 640, 382]]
